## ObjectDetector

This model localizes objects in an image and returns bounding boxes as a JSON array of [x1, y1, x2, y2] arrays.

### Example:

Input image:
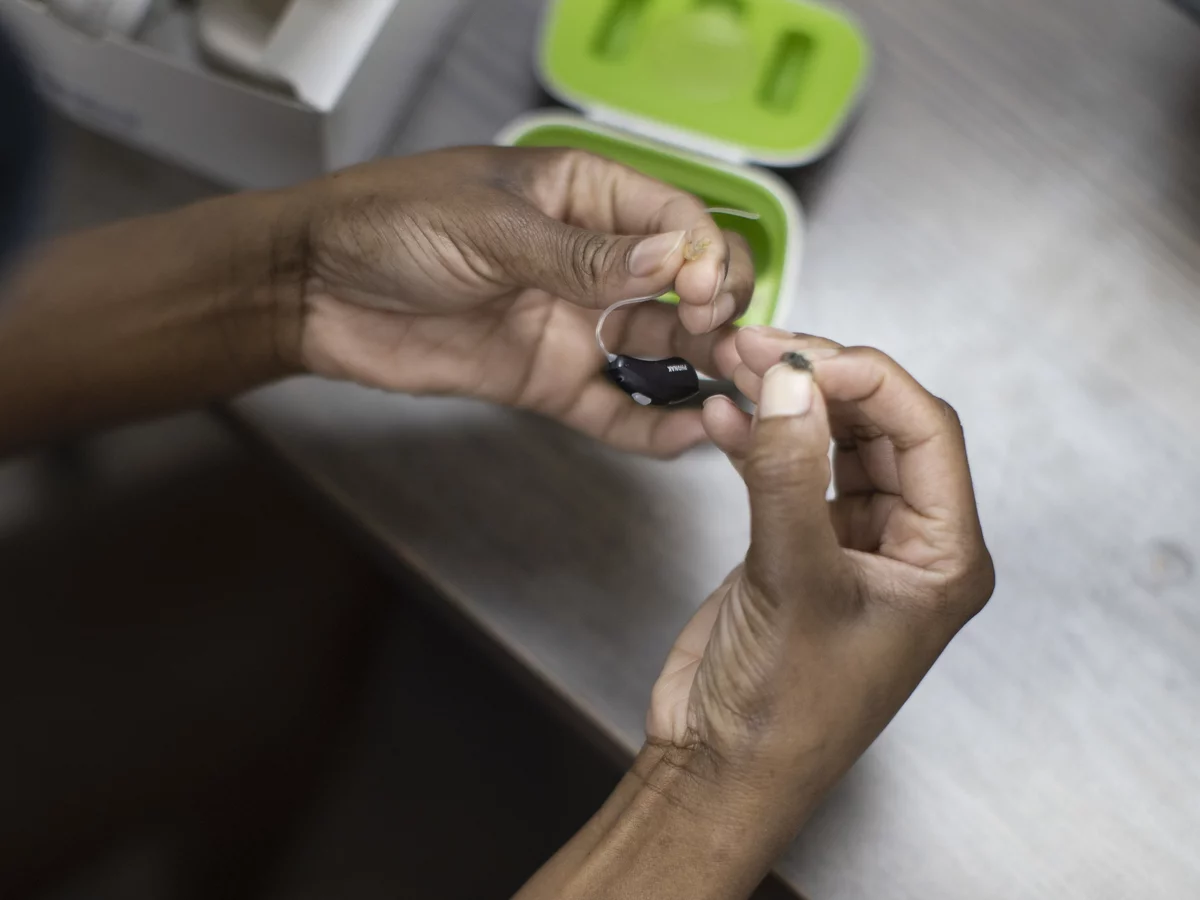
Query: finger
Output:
[[737, 361, 900, 500], [711, 230, 755, 330], [741, 360, 845, 590], [605, 299, 741, 380], [561, 378, 709, 459], [812, 348, 978, 534], [674, 216, 736, 334], [732, 331, 903, 497], [673, 227, 756, 335], [833, 437, 876, 495], [499, 208, 689, 310], [828, 493, 904, 553], [528, 149, 705, 236], [839, 428, 902, 496], [527, 151, 732, 324], [716, 385, 887, 552], [731, 362, 763, 403], [701, 395, 752, 463], [536, 150, 734, 281], [735, 328, 845, 378]]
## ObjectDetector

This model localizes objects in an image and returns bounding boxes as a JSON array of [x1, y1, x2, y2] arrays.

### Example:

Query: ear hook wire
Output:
[[594, 207, 762, 360]]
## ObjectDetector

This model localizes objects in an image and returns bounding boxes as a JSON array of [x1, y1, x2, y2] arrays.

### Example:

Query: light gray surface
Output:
[[49, 0, 1200, 897]]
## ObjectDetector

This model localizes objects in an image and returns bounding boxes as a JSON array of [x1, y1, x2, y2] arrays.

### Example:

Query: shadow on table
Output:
[[0, 418, 803, 900]]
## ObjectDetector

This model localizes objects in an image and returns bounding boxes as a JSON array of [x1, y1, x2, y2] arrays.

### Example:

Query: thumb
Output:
[[742, 357, 844, 593], [504, 212, 686, 309]]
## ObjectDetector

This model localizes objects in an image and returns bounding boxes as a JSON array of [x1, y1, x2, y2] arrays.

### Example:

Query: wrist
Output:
[[217, 187, 312, 382], [0, 188, 314, 452], [564, 743, 803, 900]]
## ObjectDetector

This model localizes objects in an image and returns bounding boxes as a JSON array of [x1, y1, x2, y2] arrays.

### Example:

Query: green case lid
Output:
[[538, 0, 871, 166]]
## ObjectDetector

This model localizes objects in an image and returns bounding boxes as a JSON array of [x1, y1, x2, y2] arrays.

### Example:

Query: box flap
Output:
[[197, 0, 397, 111]]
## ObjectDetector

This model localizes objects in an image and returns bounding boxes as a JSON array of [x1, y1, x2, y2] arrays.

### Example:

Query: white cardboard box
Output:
[[2, 0, 471, 188]]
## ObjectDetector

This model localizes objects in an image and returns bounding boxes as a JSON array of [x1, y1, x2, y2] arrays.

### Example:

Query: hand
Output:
[[294, 147, 755, 457], [646, 328, 995, 834]]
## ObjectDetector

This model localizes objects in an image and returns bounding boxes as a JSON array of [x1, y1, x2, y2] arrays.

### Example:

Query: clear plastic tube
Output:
[[595, 207, 761, 360]]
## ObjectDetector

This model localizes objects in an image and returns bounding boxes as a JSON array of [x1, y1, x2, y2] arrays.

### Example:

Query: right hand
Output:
[[646, 328, 995, 833]]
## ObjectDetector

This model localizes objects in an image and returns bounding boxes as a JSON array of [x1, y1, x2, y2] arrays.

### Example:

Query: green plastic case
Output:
[[497, 0, 871, 327], [540, 0, 870, 165]]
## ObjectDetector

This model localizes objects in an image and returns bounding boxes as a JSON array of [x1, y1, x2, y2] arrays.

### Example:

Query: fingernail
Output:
[[759, 362, 814, 419], [712, 292, 738, 328], [780, 351, 813, 372], [683, 235, 712, 262], [741, 325, 792, 337], [630, 231, 685, 277]]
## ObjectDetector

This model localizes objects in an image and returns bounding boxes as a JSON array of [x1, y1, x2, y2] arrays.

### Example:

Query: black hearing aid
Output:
[[595, 208, 759, 407], [604, 353, 700, 406]]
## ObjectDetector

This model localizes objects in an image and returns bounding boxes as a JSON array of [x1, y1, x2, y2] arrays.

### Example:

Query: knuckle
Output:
[[496, 147, 575, 210], [550, 148, 611, 204], [934, 396, 963, 431], [967, 548, 998, 613], [847, 345, 896, 368], [555, 147, 599, 174], [565, 229, 614, 293], [922, 546, 996, 624], [848, 422, 887, 443], [845, 346, 911, 390], [664, 192, 706, 217], [534, 146, 588, 182], [742, 440, 827, 495], [843, 345, 895, 394], [658, 193, 709, 232]]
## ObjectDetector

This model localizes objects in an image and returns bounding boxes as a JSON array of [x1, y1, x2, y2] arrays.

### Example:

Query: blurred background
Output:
[[2, 0, 1200, 898]]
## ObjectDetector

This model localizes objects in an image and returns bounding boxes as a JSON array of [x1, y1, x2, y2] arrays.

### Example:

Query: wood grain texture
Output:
[[48, 0, 1200, 896]]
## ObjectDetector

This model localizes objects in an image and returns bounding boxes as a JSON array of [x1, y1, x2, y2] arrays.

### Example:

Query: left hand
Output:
[[293, 146, 756, 457]]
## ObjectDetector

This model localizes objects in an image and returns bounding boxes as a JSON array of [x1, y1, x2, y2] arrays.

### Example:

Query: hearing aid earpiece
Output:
[[596, 207, 760, 406]]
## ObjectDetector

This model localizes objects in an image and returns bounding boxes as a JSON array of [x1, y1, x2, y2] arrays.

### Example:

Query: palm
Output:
[[302, 284, 712, 455], [306, 285, 594, 403]]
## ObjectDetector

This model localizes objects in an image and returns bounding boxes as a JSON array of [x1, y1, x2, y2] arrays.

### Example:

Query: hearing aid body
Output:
[[604, 354, 699, 406]]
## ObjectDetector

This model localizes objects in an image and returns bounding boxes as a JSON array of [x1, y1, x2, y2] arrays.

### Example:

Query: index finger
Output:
[[533, 151, 732, 326], [811, 348, 980, 535], [535, 149, 715, 237]]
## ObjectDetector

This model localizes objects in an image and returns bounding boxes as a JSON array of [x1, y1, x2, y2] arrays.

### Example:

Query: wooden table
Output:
[[51, 0, 1200, 896]]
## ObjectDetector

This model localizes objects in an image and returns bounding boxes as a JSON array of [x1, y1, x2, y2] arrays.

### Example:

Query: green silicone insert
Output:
[[510, 120, 792, 327], [541, 0, 869, 163]]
